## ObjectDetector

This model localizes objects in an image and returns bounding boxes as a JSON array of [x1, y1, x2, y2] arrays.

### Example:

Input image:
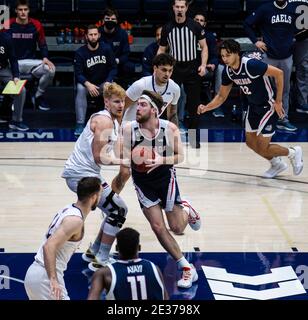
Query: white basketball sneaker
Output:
[[81, 244, 96, 263], [289, 146, 304, 176], [88, 256, 116, 272], [263, 157, 288, 178], [182, 199, 201, 231], [177, 264, 198, 289]]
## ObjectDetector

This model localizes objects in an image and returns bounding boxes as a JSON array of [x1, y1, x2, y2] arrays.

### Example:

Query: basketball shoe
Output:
[[88, 256, 116, 272], [289, 146, 304, 176], [182, 199, 201, 231], [177, 264, 198, 289], [81, 245, 96, 263], [263, 157, 288, 178]]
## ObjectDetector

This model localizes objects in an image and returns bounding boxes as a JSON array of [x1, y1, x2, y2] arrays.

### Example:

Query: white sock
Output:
[[96, 243, 112, 262], [288, 147, 296, 159], [270, 157, 280, 165], [176, 256, 191, 269], [90, 240, 101, 255]]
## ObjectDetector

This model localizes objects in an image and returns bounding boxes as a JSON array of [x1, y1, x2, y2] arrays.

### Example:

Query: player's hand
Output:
[[273, 101, 285, 119], [13, 77, 19, 85], [255, 41, 267, 53], [198, 65, 206, 77], [207, 64, 216, 71], [145, 151, 163, 174], [85, 82, 100, 97], [50, 278, 62, 300], [197, 104, 210, 114], [42, 58, 56, 72]]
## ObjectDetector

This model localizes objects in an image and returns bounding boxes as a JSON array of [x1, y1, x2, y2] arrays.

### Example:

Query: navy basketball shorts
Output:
[[132, 167, 182, 212], [245, 104, 278, 137]]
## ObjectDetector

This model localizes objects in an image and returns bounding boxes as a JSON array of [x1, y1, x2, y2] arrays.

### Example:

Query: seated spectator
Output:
[[7, 0, 55, 111], [99, 8, 134, 80], [142, 26, 162, 76], [74, 24, 117, 136], [0, 32, 28, 131]]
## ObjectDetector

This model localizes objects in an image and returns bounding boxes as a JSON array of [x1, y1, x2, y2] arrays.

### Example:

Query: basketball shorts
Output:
[[245, 104, 278, 137], [24, 261, 69, 300], [132, 167, 182, 212]]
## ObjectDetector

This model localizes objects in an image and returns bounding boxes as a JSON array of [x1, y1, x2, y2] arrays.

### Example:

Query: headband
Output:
[[140, 94, 159, 112]]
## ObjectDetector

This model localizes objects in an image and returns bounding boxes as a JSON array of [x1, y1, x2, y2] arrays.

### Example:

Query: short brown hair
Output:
[[16, 0, 29, 8], [86, 24, 99, 34]]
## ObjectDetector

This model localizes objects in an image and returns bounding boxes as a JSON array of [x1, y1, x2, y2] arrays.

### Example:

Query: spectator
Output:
[[74, 24, 117, 136], [142, 26, 162, 76], [243, 0, 298, 132], [99, 8, 134, 79], [0, 31, 28, 131], [7, 0, 55, 111], [157, 0, 208, 148]]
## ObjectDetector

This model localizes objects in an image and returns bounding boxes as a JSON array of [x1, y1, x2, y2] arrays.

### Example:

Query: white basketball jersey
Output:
[[123, 75, 180, 122], [62, 110, 119, 179], [34, 204, 83, 274]]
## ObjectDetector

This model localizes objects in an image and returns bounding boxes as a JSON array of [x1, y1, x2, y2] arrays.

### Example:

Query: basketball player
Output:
[[24, 177, 102, 300], [198, 39, 304, 178], [88, 227, 168, 300], [62, 82, 130, 272], [123, 53, 180, 126], [120, 90, 201, 288]]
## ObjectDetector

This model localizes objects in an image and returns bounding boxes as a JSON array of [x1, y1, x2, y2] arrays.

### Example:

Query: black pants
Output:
[[172, 60, 201, 130]]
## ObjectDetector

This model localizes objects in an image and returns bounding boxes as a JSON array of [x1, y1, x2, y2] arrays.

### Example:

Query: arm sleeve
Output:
[[7, 38, 19, 78], [221, 67, 233, 86], [36, 21, 49, 58], [159, 25, 169, 47], [243, 9, 264, 44], [118, 30, 130, 65], [105, 47, 118, 82], [74, 51, 87, 85], [246, 59, 268, 77]]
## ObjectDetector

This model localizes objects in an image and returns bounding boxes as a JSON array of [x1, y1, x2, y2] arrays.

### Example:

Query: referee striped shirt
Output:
[[160, 18, 205, 62]]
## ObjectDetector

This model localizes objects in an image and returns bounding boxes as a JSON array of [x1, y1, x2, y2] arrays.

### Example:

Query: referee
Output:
[[157, 0, 208, 148]]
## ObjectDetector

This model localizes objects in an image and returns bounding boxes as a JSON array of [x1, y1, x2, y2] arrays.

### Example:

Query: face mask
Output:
[[104, 20, 117, 30], [275, 0, 287, 7]]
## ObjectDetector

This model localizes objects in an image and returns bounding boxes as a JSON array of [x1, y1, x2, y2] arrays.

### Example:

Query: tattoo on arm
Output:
[[112, 173, 125, 194]]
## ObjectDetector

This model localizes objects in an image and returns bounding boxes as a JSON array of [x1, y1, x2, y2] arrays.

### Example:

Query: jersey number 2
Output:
[[127, 275, 147, 300]]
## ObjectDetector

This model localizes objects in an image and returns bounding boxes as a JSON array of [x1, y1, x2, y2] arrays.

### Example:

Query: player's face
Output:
[[86, 29, 100, 47], [154, 64, 173, 84], [16, 5, 29, 20], [105, 95, 125, 118], [136, 99, 153, 123], [194, 15, 206, 27], [220, 49, 238, 68], [173, 1, 188, 18], [156, 27, 162, 43]]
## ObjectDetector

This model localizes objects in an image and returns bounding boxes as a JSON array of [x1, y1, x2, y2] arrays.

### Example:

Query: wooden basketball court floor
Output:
[[1, 138, 308, 300], [1, 140, 307, 254]]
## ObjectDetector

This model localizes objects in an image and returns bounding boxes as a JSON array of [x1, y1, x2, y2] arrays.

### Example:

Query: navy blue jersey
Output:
[[243, 1, 297, 59], [197, 30, 218, 67], [222, 57, 275, 106], [99, 26, 130, 65], [142, 41, 159, 76], [130, 119, 174, 180], [7, 17, 48, 59], [74, 42, 117, 85], [0, 32, 19, 78], [106, 259, 165, 300]]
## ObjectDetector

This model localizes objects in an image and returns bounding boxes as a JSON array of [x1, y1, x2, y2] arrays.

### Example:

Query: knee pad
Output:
[[103, 190, 128, 229]]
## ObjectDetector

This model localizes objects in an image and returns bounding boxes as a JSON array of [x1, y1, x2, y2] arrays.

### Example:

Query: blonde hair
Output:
[[103, 82, 126, 100]]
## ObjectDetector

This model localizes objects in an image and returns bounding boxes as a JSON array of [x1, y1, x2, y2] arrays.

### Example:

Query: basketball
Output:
[[131, 145, 155, 173]]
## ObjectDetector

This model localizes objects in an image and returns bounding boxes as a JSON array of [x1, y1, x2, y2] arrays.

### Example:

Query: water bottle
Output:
[[65, 28, 73, 44], [56, 29, 65, 44]]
